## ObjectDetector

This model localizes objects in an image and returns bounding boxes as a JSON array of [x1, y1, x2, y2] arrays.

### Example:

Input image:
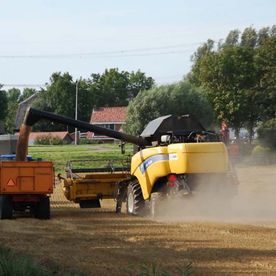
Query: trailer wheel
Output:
[[35, 197, 50, 219], [79, 199, 101, 208], [0, 195, 13, 219], [126, 181, 145, 215]]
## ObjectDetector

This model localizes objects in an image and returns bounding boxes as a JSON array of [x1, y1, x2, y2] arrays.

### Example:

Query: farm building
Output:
[[89, 107, 127, 141]]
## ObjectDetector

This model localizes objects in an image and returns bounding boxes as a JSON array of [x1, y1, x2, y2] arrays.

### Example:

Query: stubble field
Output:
[[1, 145, 276, 275]]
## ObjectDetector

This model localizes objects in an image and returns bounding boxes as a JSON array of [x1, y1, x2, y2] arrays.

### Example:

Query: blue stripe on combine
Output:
[[139, 154, 169, 174]]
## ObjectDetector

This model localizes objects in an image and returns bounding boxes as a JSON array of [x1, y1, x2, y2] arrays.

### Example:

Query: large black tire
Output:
[[0, 195, 13, 219], [126, 181, 145, 215], [79, 199, 101, 208], [35, 197, 50, 219]]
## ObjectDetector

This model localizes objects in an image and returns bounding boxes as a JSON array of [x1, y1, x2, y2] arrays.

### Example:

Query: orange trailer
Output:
[[0, 161, 54, 219]]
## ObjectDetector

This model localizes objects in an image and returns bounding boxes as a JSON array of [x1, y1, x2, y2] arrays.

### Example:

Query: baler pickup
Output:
[[60, 159, 130, 208]]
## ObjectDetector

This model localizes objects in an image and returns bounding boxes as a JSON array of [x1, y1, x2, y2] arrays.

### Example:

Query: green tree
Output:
[[46, 72, 76, 117], [33, 72, 77, 131], [127, 70, 155, 100], [4, 88, 38, 133], [76, 78, 93, 122], [33, 73, 98, 131], [255, 34, 276, 120], [125, 81, 213, 135], [191, 43, 256, 136], [257, 118, 276, 149], [88, 69, 129, 107], [224, 29, 240, 46], [189, 26, 276, 140], [240, 27, 257, 47], [88, 68, 154, 107], [19, 88, 36, 102], [33, 69, 154, 131], [257, 27, 270, 45]]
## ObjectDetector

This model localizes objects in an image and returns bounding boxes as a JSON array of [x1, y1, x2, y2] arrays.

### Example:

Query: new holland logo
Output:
[[7, 179, 16, 187]]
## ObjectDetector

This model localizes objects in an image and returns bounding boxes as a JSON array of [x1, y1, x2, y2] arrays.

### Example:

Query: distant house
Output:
[[28, 131, 73, 145], [89, 107, 127, 141]]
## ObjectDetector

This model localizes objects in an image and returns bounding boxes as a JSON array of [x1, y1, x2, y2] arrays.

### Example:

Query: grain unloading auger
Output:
[[17, 108, 238, 216]]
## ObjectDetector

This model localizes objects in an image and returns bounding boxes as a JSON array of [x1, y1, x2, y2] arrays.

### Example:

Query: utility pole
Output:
[[74, 80, 78, 145]]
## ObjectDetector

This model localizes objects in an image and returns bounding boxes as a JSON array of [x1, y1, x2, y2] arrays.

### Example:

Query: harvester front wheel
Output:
[[126, 181, 144, 215], [0, 195, 13, 219]]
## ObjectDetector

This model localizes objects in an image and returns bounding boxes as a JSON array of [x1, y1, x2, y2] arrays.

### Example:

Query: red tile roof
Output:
[[90, 107, 127, 123], [29, 131, 72, 141]]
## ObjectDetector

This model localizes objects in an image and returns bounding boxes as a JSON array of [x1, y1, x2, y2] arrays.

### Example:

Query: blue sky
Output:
[[0, 0, 275, 88]]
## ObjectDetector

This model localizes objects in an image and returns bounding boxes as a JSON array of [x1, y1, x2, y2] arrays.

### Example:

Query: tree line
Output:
[[0, 26, 275, 148], [189, 26, 276, 141], [0, 69, 154, 132]]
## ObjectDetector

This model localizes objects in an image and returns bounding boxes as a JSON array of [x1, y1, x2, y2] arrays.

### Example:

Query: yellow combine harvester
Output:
[[17, 108, 238, 215]]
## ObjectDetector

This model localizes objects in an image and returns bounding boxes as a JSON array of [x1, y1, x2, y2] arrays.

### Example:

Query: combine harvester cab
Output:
[[0, 154, 54, 219]]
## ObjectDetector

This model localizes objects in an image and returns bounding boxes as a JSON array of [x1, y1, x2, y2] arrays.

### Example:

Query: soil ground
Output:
[[1, 164, 276, 275]]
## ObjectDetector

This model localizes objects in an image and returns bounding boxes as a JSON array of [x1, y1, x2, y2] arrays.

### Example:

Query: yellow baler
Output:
[[62, 168, 129, 208]]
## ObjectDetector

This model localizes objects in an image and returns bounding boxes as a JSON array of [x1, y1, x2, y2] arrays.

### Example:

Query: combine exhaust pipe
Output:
[[16, 108, 148, 161]]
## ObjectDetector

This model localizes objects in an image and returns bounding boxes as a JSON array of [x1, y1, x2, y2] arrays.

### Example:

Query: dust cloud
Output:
[[149, 160, 276, 224]]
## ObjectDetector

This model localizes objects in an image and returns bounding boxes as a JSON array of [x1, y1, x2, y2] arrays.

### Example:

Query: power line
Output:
[[1, 84, 46, 88], [0, 49, 193, 59], [0, 43, 199, 59], [91, 49, 193, 58]]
